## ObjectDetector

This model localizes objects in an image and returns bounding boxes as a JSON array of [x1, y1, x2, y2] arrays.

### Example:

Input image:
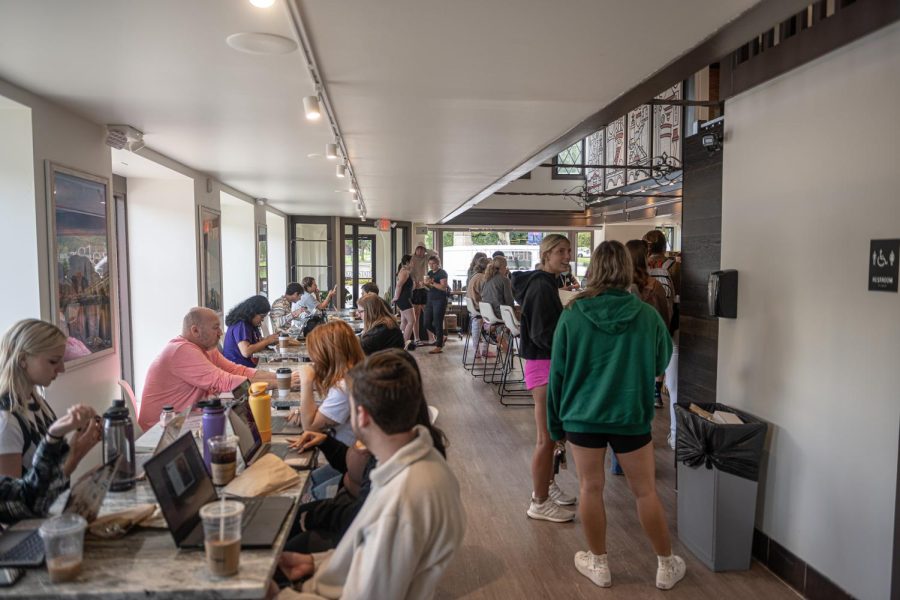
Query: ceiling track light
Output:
[[302, 96, 321, 121], [249, 0, 275, 7], [325, 143, 338, 160], [336, 164, 346, 178]]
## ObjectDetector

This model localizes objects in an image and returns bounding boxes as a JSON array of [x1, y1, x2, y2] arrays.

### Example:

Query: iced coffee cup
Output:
[[39, 514, 87, 583], [208, 435, 239, 486], [200, 500, 244, 577], [276, 367, 292, 397]]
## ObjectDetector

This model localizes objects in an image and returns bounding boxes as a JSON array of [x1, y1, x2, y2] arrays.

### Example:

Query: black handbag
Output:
[[303, 314, 325, 337]]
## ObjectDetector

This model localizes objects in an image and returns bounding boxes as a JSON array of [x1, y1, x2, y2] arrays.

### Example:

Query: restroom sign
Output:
[[868, 239, 899, 292]]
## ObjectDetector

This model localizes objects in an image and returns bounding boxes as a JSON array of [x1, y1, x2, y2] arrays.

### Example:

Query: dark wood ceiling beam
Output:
[[440, 0, 815, 224]]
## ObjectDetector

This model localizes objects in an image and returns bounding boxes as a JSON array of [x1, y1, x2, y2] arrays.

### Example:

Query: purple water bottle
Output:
[[201, 399, 226, 472]]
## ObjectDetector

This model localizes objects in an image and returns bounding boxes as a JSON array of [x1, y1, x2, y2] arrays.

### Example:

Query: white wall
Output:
[[266, 210, 287, 300], [220, 191, 256, 312], [477, 166, 585, 211], [0, 78, 117, 478], [718, 23, 900, 600], [127, 177, 196, 401], [0, 98, 38, 329]]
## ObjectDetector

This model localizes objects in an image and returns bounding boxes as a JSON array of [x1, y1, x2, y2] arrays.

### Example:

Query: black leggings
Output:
[[425, 297, 448, 347]]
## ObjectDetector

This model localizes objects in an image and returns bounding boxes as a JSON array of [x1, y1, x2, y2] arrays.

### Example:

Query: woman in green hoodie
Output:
[[547, 240, 684, 591]]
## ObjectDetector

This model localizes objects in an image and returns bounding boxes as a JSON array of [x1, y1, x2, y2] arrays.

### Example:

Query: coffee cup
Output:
[[39, 514, 87, 583], [208, 435, 239, 486], [276, 367, 292, 396], [200, 500, 244, 577], [278, 333, 289, 355]]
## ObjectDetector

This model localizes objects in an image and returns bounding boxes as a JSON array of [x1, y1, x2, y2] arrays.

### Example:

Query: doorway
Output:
[[344, 224, 377, 306]]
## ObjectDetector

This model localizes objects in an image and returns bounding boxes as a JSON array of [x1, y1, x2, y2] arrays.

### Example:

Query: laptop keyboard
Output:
[[0, 530, 43, 563]]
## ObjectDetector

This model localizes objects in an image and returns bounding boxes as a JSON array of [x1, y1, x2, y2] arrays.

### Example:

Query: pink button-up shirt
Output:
[[138, 336, 256, 430]]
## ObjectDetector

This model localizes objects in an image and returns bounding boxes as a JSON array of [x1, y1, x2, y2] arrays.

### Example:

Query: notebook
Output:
[[0, 455, 120, 567], [143, 433, 293, 549]]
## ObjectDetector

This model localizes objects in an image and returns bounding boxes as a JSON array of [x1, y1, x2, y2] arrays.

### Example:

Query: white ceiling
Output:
[[0, 0, 757, 222]]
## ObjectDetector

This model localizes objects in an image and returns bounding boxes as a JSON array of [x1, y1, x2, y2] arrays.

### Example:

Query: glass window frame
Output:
[[552, 139, 586, 180], [45, 161, 117, 367], [290, 216, 334, 292]]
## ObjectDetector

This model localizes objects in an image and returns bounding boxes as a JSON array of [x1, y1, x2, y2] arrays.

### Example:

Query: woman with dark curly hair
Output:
[[222, 295, 279, 368]]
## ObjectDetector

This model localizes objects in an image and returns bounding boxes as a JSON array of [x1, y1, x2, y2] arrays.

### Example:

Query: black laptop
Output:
[[229, 379, 300, 436], [143, 433, 293, 549], [0, 456, 120, 567], [227, 400, 314, 469]]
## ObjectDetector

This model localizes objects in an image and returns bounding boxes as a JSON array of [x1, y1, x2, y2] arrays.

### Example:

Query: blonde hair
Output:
[[306, 320, 365, 396], [483, 256, 508, 281], [0, 319, 66, 414], [573, 241, 633, 304], [539, 233, 570, 266], [357, 294, 398, 333]]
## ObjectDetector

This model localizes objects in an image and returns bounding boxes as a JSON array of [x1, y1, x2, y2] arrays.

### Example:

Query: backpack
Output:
[[648, 257, 678, 333]]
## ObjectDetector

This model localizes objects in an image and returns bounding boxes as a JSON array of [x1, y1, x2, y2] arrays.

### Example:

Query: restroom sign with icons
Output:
[[868, 239, 899, 292]]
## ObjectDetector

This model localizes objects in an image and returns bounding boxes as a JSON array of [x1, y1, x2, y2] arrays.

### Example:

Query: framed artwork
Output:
[[257, 224, 268, 297], [605, 117, 626, 190], [585, 129, 605, 194], [46, 163, 116, 364], [654, 83, 683, 163], [198, 206, 223, 313], [627, 105, 652, 184]]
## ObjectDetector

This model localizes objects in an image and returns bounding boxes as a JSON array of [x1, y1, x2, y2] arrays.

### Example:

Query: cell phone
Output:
[[0, 568, 24, 587]]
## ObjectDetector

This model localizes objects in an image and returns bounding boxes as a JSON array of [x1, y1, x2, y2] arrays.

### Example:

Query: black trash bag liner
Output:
[[675, 403, 767, 481]]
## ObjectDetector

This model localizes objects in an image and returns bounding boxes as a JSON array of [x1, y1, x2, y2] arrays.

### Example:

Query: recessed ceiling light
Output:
[[226, 33, 297, 55], [249, 0, 275, 7]]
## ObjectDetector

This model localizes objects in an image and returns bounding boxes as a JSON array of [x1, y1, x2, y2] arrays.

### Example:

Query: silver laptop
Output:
[[227, 401, 314, 469]]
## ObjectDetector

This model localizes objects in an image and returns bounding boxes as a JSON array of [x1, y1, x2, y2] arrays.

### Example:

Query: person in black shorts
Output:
[[546, 241, 684, 591], [392, 254, 415, 350]]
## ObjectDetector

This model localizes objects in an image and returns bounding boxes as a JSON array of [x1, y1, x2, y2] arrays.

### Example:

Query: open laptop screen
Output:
[[144, 433, 216, 545], [228, 401, 262, 464]]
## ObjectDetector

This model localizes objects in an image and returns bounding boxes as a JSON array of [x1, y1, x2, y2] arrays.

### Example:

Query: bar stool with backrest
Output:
[[462, 297, 481, 370], [497, 305, 531, 405], [478, 302, 506, 384]]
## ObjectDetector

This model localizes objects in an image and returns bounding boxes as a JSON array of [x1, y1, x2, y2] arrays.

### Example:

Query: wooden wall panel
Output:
[[678, 122, 723, 405]]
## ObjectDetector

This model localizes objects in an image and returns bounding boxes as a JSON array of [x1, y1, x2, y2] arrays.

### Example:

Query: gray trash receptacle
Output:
[[675, 403, 767, 572]]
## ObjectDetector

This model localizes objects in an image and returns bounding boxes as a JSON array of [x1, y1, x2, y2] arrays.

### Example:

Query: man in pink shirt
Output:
[[139, 307, 290, 430]]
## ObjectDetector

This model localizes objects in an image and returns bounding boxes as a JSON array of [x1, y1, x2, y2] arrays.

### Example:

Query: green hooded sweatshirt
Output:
[[547, 288, 673, 440]]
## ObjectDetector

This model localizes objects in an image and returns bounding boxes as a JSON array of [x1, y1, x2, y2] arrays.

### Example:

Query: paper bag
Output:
[[88, 503, 157, 539], [223, 453, 300, 497]]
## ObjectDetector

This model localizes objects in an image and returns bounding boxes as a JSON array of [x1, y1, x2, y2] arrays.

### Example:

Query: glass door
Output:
[[344, 224, 377, 306]]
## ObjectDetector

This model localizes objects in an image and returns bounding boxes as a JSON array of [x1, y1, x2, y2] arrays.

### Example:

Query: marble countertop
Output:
[[8, 472, 308, 599]]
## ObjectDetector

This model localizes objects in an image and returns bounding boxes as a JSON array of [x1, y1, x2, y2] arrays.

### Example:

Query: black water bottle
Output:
[[102, 399, 136, 491]]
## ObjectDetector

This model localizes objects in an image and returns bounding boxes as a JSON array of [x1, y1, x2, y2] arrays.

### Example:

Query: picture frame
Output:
[[198, 206, 223, 314], [45, 162, 117, 365]]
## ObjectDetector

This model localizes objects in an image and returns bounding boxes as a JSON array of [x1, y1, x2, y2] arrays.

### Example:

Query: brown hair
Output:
[[483, 256, 507, 282], [539, 233, 570, 266], [357, 294, 397, 333], [573, 240, 633, 304], [306, 320, 365, 395], [626, 239, 650, 290], [347, 350, 447, 456], [473, 256, 490, 274], [642, 230, 667, 255]]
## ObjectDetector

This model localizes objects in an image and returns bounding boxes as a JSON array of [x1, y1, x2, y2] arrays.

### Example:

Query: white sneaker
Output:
[[548, 481, 577, 506], [656, 555, 686, 590], [526, 497, 574, 523], [574, 551, 611, 587]]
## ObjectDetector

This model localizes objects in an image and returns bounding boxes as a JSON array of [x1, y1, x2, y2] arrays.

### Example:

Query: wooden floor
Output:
[[414, 339, 798, 600]]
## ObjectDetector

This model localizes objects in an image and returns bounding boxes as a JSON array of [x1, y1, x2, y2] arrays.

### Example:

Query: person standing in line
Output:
[[222, 295, 280, 368], [0, 319, 101, 479], [392, 255, 416, 351], [547, 241, 683, 590], [643, 229, 680, 445], [423, 255, 449, 355], [511, 234, 577, 523], [408, 243, 435, 345]]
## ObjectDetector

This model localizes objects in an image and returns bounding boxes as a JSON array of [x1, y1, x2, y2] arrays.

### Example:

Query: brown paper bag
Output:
[[88, 503, 157, 539], [222, 453, 300, 497]]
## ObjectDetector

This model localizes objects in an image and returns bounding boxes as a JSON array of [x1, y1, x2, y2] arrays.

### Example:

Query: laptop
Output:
[[143, 433, 293, 549], [227, 400, 314, 469], [0, 455, 120, 567], [136, 406, 192, 479], [228, 380, 300, 436]]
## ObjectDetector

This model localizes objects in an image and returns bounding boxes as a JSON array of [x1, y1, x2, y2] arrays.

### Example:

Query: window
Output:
[[256, 225, 268, 296], [575, 231, 593, 278], [656, 226, 677, 251], [48, 163, 115, 363], [552, 140, 585, 179], [291, 217, 333, 291]]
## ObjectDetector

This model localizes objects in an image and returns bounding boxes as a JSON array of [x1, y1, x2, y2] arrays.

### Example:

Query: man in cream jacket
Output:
[[273, 351, 465, 600]]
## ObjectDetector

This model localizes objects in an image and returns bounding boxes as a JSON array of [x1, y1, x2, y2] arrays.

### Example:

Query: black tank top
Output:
[[398, 274, 413, 302]]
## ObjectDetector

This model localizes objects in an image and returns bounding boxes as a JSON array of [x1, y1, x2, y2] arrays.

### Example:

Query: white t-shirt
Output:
[[0, 396, 57, 473], [316, 382, 354, 446]]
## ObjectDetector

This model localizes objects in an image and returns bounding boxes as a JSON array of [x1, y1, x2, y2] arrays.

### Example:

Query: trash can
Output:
[[675, 403, 767, 572]]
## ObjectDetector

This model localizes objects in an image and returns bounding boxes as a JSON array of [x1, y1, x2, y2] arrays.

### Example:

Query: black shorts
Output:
[[565, 431, 652, 454], [411, 288, 427, 305]]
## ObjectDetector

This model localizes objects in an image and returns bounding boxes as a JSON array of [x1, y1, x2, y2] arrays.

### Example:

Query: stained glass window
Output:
[[585, 130, 604, 194], [605, 117, 626, 190], [654, 83, 683, 164], [553, 140, 584, 179], [627, 105, 651, 184]]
